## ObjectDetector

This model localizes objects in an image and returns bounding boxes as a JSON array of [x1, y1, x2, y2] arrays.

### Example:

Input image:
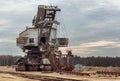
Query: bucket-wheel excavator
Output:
[[16, 5, 74, 71]]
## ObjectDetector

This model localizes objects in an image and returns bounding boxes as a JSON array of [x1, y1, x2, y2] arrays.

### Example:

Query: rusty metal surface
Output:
[[16, 37, 28, 44], [96, 71, 120, 77]]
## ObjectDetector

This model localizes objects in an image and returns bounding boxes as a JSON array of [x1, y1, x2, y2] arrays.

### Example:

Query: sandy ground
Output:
[[0, 74, 39, 81], [22, 72, 120, 81], [0, 66, 120, 81]]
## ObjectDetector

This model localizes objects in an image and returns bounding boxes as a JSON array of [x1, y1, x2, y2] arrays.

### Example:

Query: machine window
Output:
[[29, 38, 34, 43]]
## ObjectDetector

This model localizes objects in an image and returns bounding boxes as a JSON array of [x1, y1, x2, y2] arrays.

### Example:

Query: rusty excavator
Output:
[[16, 4, 74, 71]]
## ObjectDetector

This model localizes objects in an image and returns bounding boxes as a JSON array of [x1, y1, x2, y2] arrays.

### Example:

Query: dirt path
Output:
[[0, 71, 82, 81], [0, 73, 39, 81]]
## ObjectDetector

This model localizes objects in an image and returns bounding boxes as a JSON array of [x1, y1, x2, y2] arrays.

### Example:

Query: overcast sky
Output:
[[0, 0, 120, 57]]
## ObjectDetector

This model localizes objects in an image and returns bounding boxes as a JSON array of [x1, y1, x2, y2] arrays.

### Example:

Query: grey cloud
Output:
[[0, 42, 23, 55], [0, 0, 120, 56]]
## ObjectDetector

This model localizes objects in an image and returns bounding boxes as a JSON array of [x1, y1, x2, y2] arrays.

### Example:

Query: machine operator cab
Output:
[[16, 26, 68, 50]]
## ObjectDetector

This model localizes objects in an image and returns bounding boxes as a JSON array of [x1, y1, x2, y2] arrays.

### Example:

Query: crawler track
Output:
[[65, 71, 90, 76], [65, 71, 120, 77], [0, 71, 81, 81]]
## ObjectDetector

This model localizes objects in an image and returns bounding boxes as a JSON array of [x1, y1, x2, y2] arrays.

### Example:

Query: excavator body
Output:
[[16, 5, 74, 71]]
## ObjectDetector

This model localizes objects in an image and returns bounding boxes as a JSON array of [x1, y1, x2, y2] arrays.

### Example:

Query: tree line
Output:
[[0, 55, 120, 67], [72, 56, 120, 67], [0, 55, 21, 66]]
